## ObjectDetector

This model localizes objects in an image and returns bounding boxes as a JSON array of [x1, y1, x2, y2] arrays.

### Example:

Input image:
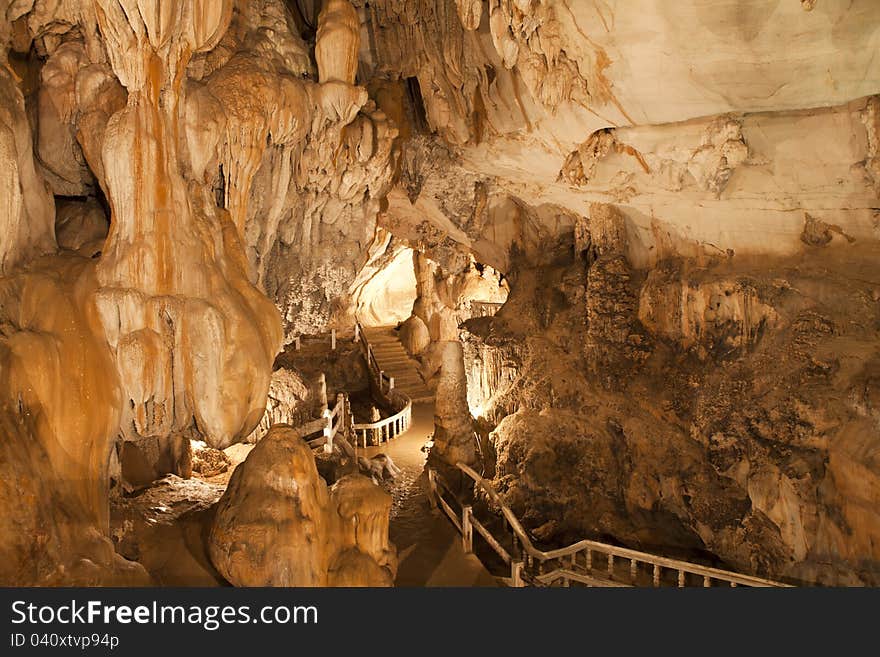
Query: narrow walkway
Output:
[[365, 403, 497, 586], [362, 326, 434, 403]]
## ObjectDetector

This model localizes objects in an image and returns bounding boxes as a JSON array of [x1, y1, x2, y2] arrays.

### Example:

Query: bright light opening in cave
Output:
[[354, 247, 418, 327]]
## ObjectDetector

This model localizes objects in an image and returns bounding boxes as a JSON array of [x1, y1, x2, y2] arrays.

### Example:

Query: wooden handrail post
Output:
[[331, 328, 337, 350], [317, 373, 328, 414], [511, 561, 525, 587], [322, 414, 333, 454], [389, 376, 395, 391], [428, 462, 791, 589], [294, 336, 301, 350], [354, 322, 359, 342], [336, 393, 345, 443], [462, 506, 473, 553], [427, 470, 438, 509], [344, 395, 354, 444]]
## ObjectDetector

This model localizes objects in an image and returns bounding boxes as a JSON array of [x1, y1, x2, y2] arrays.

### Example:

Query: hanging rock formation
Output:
[[2, 0, 880, 589], [0, 0, 395, 585]]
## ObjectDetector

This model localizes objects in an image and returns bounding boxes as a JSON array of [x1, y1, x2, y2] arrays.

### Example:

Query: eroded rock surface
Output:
[[209, 425, 397, 586], [466, 227, 880, 585], [2, 0, 880, 588]]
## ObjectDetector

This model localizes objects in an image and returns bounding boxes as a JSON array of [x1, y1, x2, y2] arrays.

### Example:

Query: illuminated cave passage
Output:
[[111, 244, 509, 586], [1, 0, 880, 589]]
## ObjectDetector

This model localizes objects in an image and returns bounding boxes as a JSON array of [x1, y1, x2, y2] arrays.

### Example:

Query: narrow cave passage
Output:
[[363, 403, 496, 586]]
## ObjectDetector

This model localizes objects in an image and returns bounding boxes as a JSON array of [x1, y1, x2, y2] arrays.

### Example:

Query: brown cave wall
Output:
[[461, 203, 880, 585], [0, 0, 397, 585]]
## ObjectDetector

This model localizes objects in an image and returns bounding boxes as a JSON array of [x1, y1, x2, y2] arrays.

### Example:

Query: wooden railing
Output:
[[469, 301, 504, 318], [291, 328, 340, 352], [428, 463, 791, 588], [352, 319, 413, 448], [304, 392, 350, 454]]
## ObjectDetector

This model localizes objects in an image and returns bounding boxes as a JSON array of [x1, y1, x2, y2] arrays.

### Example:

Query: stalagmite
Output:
[[208, 425, 396, 586]]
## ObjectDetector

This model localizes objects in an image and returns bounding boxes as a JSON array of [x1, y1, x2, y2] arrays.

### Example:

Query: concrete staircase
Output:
[[362, 326, 434, 403]]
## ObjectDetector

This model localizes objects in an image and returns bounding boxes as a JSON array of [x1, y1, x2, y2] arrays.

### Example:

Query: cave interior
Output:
[[1, 0, 879, 588]]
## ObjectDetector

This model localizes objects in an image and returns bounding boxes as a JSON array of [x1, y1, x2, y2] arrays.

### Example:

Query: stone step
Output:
[[370, 345, 410, 352], [381, 369, 422, 377], [376, 360, 417, 367], [389, 382, 427, 390], [376, 360, 418, 369], [373, 355, 418, 364], [373, 353, 411, 361], [400, 389, 433, 398], [362, 326, 433, 401], [384, 370, 422, 379]]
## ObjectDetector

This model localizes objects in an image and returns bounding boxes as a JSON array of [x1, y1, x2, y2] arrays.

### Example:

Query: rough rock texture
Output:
[[315, 0, 360, 85], [91, 0, 282, 450], [464, 219, 880, 584], [399, 314, 430, 356], [352, 1, 880, 585], [0, 66, 55, 275], [430, 340, 477, 472], [246, 366, 316, 443], [209, 425, 397, 586], [350, 244, 417, 327], [367, 1, 880, 266], [54, 198, 108, 253], [0, 0, 397, 585], [182, 0, 399, 338], [2, 0, 880, 589], [0, 255, 148, 585]]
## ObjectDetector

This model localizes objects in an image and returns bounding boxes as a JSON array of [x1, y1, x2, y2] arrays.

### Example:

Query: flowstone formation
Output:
[[209, 425, 397, 587], [2, 0, 880, 589], [0, 0, 396, 586]]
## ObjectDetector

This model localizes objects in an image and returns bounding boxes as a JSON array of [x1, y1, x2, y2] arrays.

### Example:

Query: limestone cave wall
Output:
[[1, 0, 879, 586]]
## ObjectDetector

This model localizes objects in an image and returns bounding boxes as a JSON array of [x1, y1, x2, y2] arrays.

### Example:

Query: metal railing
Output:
[[428, 463, 791, 588]]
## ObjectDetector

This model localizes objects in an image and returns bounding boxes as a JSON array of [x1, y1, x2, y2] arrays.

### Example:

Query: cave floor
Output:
[[111, 403, 497, 587], [365, 402, 499, 587], [111, 475, 228, 586]]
